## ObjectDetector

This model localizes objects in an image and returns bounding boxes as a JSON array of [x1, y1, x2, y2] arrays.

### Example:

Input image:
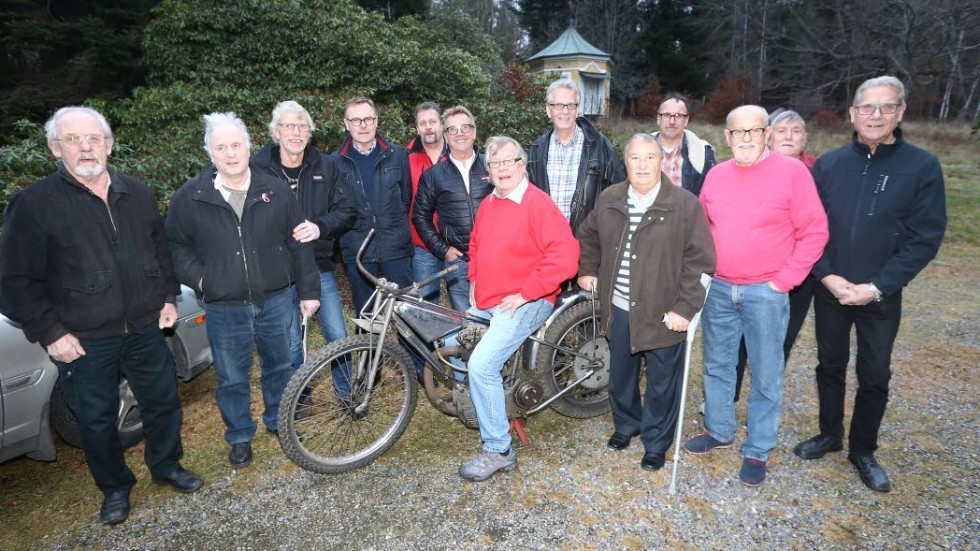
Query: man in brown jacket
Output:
[[578, 133, 716, 471]]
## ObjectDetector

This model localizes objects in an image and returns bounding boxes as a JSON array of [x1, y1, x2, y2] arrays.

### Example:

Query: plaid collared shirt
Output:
[[661, 144, 683, 187], [545, 127, 584, 221]]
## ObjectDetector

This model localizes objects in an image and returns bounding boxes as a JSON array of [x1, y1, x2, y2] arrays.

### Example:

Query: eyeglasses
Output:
[[657, 113, 689, 121], [487, 157, 524, 169], [548, 103, 579, 112], [345, 117, 377, 127], [727, 127, 767, 139], [56, 134, 108, 148], [445, 124, 475, 135], [278, 123, 310, 132], [853, 103, 903, 115]]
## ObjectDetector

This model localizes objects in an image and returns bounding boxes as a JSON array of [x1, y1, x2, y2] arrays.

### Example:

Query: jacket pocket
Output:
[[61, 271, 114, 330]]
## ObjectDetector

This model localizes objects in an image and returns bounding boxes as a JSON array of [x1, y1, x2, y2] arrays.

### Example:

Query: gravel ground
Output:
[[31, 262, 980, 551]]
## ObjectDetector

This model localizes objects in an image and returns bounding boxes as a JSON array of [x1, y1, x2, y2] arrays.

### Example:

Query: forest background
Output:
[[0, 0, 977, 220]]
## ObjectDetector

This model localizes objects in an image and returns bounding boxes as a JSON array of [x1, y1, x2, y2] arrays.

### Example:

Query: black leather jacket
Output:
[[527, 117, 626, 235], [412, 152, 493, 260], [251, 142, 356, 273]]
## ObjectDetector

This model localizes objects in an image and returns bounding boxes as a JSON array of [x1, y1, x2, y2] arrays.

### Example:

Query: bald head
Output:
[[725, 105, 772, 167]]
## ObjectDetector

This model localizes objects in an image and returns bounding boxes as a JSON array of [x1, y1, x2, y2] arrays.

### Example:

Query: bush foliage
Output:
[[0, 0, 549, 219]]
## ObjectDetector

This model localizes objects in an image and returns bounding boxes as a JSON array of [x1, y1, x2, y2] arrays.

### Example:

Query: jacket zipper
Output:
[[237, 215, 253, 305], [849, 152, 873, 259]]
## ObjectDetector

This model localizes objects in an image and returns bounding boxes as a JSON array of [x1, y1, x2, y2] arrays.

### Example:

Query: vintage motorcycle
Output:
[[277, 230, 610, 474]]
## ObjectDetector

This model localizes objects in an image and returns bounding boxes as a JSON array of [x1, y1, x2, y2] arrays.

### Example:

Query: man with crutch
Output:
[[577, 133, 715, 471]]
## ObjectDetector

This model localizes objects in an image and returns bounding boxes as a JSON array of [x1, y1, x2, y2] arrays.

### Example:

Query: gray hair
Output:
[[44, 106, 114, 142], [627, 133, 664, 160], [484, 136, 527, 163], [415, 101, 441, 122], [854, 75, 906, 106], [770, 110, 806, 129], [268, 101, 315, 143], [725, 105, 769, 128], [546, 78, 580, 105], [203, 112, 251, 155]]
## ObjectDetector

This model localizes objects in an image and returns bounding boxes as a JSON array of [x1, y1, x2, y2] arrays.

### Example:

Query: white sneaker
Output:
[[459, 447, 517, 482]]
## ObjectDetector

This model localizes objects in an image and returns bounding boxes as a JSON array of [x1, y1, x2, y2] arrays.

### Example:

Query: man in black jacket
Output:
[[412, 105, 493, 310], [795, 76, 947, 493], [651, 93, 716, 197], [527, 78, 625, 236], [335, 97, 414, 312], [0, 106, 202, 525], [252, 101, 356, 392], [167, 112, 320, 469]]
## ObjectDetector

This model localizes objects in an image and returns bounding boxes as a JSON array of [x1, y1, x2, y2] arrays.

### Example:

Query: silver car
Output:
[[0, 285, 211, 463]]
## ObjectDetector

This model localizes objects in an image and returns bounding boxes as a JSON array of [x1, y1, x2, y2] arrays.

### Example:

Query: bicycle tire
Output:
[[535, 302, 611, 418], [277, 334, 418, 474]]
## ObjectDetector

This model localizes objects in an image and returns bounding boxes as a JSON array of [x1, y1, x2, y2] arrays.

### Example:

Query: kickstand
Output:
[[510, 418, 530, 446]]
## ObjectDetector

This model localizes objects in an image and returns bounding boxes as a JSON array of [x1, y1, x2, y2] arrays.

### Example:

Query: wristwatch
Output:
[[867, 283, 883, 303]]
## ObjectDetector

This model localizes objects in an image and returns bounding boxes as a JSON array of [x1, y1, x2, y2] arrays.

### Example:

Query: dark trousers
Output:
[[345, 257, 414, 314], [734, 274, 814, 401], [607, 306, 685, 455], [55, 322, 183, 493], [813, 284, 902, 454]]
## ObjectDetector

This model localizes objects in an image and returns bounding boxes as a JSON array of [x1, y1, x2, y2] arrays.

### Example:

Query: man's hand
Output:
[[766, 281, 783, 293], [577, 276, 598, 293], [664, 311, 690, 332], [445, 246, 464, 262], [469, 282, 476, 308], [300, 299, 320, 319], [159, 303, 178, 329], [292, 220, 320, 243], [47, 333, 85, 363], [499, 293, 528, 317], [839, 283, 875, 306], [821, 274, 854, 301]]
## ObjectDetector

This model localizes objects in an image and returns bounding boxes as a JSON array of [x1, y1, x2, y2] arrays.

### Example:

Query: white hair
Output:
[[546, 78, 580, 105], [626, 133, 664, 159], [44, 106, 113, 142], [854, 76, 906, 106], [770, 110, 807, 129], [726, 105, 770, 128], [484, 136, 528, 161], [267, 100, 316, 143], [203, 112, 251, 154]]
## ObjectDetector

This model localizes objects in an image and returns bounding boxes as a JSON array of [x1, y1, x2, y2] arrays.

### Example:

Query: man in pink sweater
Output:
[[457, 136, 580, 482], [683, 105, 828, 487]]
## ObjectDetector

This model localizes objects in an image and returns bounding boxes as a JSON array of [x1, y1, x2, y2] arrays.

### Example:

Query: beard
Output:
[[72, 156, 105, 178], [422, 132, 439, 145]]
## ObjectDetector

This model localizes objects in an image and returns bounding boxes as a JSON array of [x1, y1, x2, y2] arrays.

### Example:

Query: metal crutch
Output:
[[669, 273, 713, 495]]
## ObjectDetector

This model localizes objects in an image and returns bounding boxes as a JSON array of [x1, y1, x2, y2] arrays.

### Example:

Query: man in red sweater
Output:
[[684, 105, 828, 487], [457, 136, 580, 482]]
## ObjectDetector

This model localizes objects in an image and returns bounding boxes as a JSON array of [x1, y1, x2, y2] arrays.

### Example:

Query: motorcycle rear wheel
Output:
[[535, 302, 610, 418]]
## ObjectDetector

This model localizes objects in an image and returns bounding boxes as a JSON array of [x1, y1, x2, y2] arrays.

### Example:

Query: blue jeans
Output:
[[205, 288, 295, 443], [55, 322, 183, 493], [701, 279, 789, 461], [445, 258, 471, 311], [464, 299, 554, 453], [289, 272, 351, 395], [412, 246, 443, 303]]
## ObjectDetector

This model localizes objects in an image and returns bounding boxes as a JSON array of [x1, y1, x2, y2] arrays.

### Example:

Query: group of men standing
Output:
[[0, 74, 945, 523]]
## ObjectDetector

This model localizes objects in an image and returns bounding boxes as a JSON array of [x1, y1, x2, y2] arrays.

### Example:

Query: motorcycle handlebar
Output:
[[355, 229, 460, 297]]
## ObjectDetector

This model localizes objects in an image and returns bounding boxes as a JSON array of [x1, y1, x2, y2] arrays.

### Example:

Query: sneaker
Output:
[[459, 447, 517, 482], [739, 458, 767, 487], [683, 431, 734, 455]]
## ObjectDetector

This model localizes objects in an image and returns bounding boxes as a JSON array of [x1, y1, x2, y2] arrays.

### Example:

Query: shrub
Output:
[[702, 73, 752, 123]]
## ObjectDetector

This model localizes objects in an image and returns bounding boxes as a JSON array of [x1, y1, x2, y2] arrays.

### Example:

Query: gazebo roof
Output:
[[526, 26, 610, 62]]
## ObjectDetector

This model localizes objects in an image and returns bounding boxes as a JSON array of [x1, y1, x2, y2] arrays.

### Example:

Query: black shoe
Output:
[[99, 489, 131, 525], [266, 427, 279, 437], [640, 452, 666, 471], [848, 453, 891, 492], [229, 441, 253, 468], [152, 466, 204, 494], [793, 434, 844, 460], [607, 432, 632, 451]]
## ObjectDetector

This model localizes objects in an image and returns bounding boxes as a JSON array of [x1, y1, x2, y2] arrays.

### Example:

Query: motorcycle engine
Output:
[[452, 385, 480, 429]]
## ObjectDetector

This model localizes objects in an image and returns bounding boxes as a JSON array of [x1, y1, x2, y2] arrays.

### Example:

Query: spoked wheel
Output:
[[535, 302, 610, 418], [277, 334, 418, 474]]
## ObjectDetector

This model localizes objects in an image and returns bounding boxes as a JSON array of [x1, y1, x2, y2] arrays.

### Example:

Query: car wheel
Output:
[[50, 376, 144, 449]]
